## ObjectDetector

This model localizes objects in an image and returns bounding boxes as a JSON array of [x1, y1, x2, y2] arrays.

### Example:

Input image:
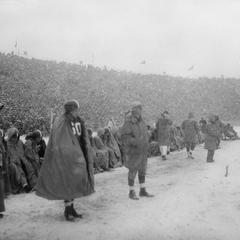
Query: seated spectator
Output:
[[103, 127, 122, 167], [93, 130, 110, 171], [36, 130, 46, 165], [87, 129, 104, 174], [147, 126, 160, 157], [0, 129, 10, 197], [24, 131, 42, 177], [223, 123, 238, 140], [97, 128, 117, 168], [4, 128, 35, 193]]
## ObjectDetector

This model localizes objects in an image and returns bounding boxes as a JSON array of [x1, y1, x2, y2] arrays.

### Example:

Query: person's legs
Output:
[[189, 143, 196, 159], [70, 199, 82, 218], [160, 145, 167, 160], [207, 150, 214, 162], [186, 142, 190, 158], [128, 169, 138, 200], [0, 170, 5, 218], [138, 160, 154, 197], [64, 200, 75, 221]]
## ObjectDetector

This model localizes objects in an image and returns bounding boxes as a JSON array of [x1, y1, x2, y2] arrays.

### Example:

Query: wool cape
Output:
[[35, 114, 94, 200]]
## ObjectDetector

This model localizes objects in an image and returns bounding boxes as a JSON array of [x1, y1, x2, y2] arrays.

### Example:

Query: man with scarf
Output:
[[120, 102, 153, 200], [36, 100, 94, 221]]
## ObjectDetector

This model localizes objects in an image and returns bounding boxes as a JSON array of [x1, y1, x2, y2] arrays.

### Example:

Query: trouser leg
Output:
[[190, 143, 196, 151], [138, 160, 147, 186], [160, 145, 167, 159], [0, 170, 5, 213], [21, 160, 37, 188], [186, 143, 190, 152], [128, 169, 138, 188], [207, 150, 214, 162]]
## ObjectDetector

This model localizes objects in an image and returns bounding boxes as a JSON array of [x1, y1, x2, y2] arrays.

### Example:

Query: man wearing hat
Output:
[[120, 101, 153, 200], [181, 112, 200, 159], [36, 100, 95, 221]]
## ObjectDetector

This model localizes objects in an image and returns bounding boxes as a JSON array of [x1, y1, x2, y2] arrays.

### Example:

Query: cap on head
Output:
[[64, 99, 79, 114], [4, 127, 19, 141], [188, 112, 194, 119], [131, 101, 142, 110]]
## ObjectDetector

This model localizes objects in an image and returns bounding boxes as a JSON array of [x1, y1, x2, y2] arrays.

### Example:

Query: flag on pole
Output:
[[14, 41, 17, 48], [187, 65, 194, 71], [23, 51, 28, 56]]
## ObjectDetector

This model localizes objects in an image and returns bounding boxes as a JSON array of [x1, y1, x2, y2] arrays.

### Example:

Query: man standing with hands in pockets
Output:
[[120, 102, 154, 200]]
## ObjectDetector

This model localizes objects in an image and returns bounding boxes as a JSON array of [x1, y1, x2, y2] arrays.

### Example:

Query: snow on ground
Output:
[[1, 133, 240, 240]]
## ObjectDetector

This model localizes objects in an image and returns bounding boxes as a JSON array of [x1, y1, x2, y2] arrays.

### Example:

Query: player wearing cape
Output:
[[35, 100, 94, 221]]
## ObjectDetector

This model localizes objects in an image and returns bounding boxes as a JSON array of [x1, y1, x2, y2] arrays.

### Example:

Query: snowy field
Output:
[[1, 128, 240, 240]]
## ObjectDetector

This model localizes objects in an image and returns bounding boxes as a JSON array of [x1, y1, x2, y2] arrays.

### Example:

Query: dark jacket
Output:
[[120, 113, 149, 171], [181, 119, 199, 144]]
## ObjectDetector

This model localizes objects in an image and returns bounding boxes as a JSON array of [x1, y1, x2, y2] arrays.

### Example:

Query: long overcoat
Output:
[[156, 118, 173, 145], [120, 113, 149, 171], [181, 119, 199, 144], [204, 122, 219, 150], [35, 114, 94, 200]]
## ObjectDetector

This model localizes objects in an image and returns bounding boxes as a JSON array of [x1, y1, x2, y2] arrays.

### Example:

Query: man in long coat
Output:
[[204, 115, 219, 163], [181, 112, 200, 159], [156, 111, 173, 160], [120, 102, 153, 200], [36, 100, 94, 221]]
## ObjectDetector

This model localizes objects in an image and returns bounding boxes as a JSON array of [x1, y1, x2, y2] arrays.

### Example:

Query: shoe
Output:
[[129, 190, 139, 200], [162, 156, 167, 161], [0, 214, 3, 218], [207, 160, 214, 163], [139, 188, 154, 197], [71, 204, 83, 218], [64, 206, 75, 222], [23, 185, 32, 193]]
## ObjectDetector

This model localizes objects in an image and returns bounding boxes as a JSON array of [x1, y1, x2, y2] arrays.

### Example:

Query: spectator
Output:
[[103, 127, 122, 167], [5, 128, 34, 193], [24, 131, 42, 177], [93, 131, 110, 171]]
